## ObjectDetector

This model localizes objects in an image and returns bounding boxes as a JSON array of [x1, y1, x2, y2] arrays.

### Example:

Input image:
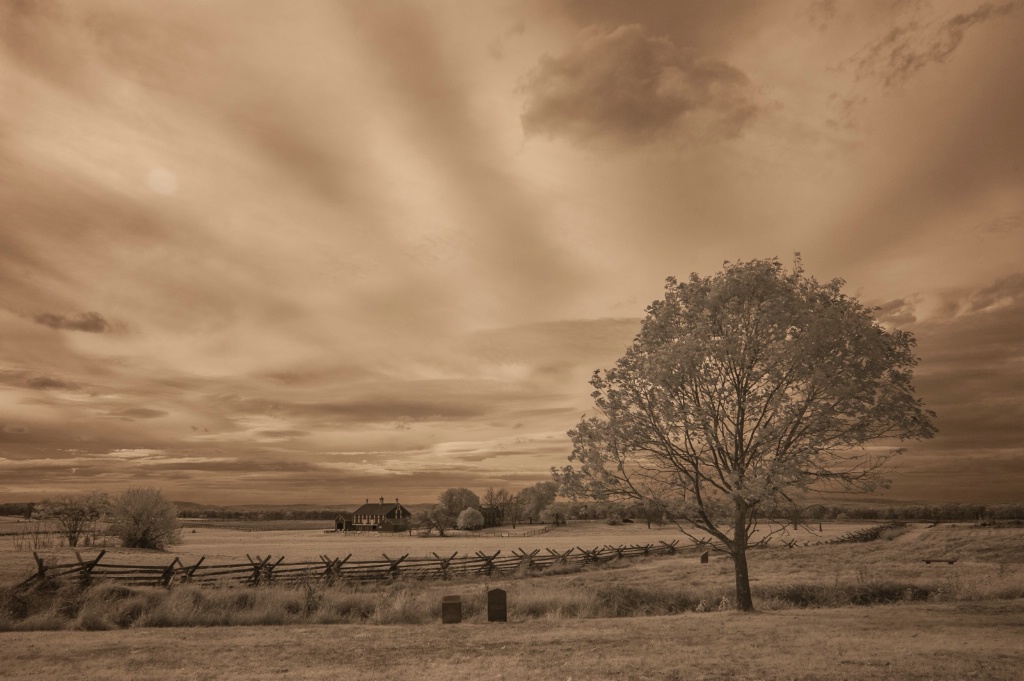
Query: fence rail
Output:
[[14, 540, 682, 590]]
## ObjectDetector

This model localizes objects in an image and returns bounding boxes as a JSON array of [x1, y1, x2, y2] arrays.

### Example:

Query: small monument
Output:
[[441, 595, 462, 624], [700, 550, 709, 564], [487, 588, 507, 622]]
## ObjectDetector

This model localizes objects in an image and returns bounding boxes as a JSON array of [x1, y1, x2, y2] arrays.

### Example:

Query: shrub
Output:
[[109, 487, 182, 550], [456, 507, 484, 530]]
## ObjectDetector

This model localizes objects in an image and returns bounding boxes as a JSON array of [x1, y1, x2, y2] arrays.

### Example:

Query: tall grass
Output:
[[9, 568, 1016, 632], [4, 523, 1024, 632]]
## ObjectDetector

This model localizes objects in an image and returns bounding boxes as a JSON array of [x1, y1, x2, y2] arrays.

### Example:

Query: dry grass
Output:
[[2, 522, 1023, 679], [0, 601, 1022, 680], [3, 522, 1022, 632], [0, 519, 884, 587]]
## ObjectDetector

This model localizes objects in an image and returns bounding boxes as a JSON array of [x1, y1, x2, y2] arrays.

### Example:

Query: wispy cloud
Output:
[[851, 2, 1020, 88]]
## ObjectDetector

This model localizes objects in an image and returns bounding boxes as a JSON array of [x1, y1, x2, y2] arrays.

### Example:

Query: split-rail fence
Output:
[[15, 540, 683, 590]]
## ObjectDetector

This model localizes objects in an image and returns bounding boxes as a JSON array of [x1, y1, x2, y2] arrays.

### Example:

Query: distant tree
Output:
[[483, 487, 517, 527], [109, 487, 182, 550], [631, 499, 666, 529], [555, 258, 936, 611], [456, 507, 485, 530], [516, 481, 558, 524], [35, 492, 109, 547], [437, 488, 481, 528]]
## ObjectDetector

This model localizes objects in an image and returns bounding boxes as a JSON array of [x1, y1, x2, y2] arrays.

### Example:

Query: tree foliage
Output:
[[554, 258, 936, 611], [516, 481, 558, 523], [35, 492, 109, 547], [456, 506, 485, 530], [109, 487, 182, 550], [413, 507, 451, 536], [436, 487, 480, 525]]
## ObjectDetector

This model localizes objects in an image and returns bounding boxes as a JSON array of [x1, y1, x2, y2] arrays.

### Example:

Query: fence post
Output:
[[160, 557, 182, 587], [432, 551, 458, 579], [32, 552, 47, 580], [246, 554, 272, 585], [474, 550, 501, 575], [181, 556, 205, 583], [73, 550, 105, 585]]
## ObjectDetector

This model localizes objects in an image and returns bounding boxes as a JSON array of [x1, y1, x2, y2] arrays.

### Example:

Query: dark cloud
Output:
[[852, 2, 1020, 88], [910, 277, 1024, 459], [256, 429, 308, 440], [33, 311, 111, 333], [103, 408, 169, 420], [519, 24, 758, 145], [0, 370, 80, 391], [25, 375, 79, 390], [966, 273, 1024, 314], [216, 394, 488, 425], [875, 298, 917, 326]]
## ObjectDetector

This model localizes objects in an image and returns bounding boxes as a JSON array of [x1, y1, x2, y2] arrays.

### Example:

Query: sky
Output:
[[1, 0, 1021, 506]]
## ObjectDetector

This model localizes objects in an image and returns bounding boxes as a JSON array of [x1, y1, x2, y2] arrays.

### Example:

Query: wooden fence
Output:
[[14, 540, 682, 590]]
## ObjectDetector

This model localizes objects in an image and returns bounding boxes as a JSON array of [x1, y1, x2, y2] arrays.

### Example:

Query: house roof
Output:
[[353, 502, 409, 516]]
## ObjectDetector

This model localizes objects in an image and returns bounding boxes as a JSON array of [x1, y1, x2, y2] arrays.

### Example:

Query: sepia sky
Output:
[[1, 1, 1021, 505]]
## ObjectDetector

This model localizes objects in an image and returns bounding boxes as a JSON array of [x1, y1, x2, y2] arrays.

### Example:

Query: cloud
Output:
[[875, 298, 917, 326], [519, 24, 759, 146], [102, 408, 169, 420], [910, 276, 1024, 458], [215, 394, 489, 426], [25, 376, 80, 390], [852, 2, 1020, 88], [33, 311, 111, 333]]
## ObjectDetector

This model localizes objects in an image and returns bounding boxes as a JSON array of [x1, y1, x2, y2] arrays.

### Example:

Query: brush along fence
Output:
[[804, 522, 908, 546], [14, 541, 681, 590]]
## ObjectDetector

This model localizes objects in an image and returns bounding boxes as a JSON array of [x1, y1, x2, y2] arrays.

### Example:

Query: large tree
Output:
[[554, 258, 936, 611]]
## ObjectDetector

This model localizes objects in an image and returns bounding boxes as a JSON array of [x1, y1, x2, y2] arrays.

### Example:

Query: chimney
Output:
[[379, 496, 384, 505]]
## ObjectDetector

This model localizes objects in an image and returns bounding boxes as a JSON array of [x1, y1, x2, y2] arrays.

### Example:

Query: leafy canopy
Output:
[[556, 257, 936, 550]]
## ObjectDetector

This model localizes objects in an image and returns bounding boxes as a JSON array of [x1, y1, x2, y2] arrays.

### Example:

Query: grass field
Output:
[[2, 520, 1022, 679], [0, 517, 877, 585], [0, 601, 1021, 680]]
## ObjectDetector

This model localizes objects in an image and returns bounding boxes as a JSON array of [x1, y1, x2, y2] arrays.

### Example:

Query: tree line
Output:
[[5, 488, 182, 550], [411, 482, 560, 535], [5, 499, 1023, 528]]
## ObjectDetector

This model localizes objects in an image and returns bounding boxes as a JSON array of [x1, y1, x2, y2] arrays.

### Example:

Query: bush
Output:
[[456, 507, 484, 530], [109, 487, 182, 550]]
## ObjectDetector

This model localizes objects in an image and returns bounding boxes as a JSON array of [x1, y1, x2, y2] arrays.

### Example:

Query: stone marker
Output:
[[441, 595, 462, 624], [700, 550, 709, 564], [487, 588, 507, 622]]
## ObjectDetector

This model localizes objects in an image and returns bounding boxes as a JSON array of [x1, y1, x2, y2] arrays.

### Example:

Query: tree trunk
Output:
[[732, 502, 755, 612], [732, 545, 754, 611]]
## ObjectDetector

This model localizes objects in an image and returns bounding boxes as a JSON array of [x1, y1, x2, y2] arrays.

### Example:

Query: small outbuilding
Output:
[[334, 511, 354, 531]]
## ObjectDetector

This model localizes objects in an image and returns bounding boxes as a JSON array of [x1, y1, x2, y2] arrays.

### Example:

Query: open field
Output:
[[1, 601, 1022, 680], [2, 520, 1023, 679], [0, 519, 879, 585]]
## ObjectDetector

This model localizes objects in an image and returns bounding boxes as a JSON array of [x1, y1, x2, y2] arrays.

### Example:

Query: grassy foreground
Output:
[[0, 600, 1021, 681]]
